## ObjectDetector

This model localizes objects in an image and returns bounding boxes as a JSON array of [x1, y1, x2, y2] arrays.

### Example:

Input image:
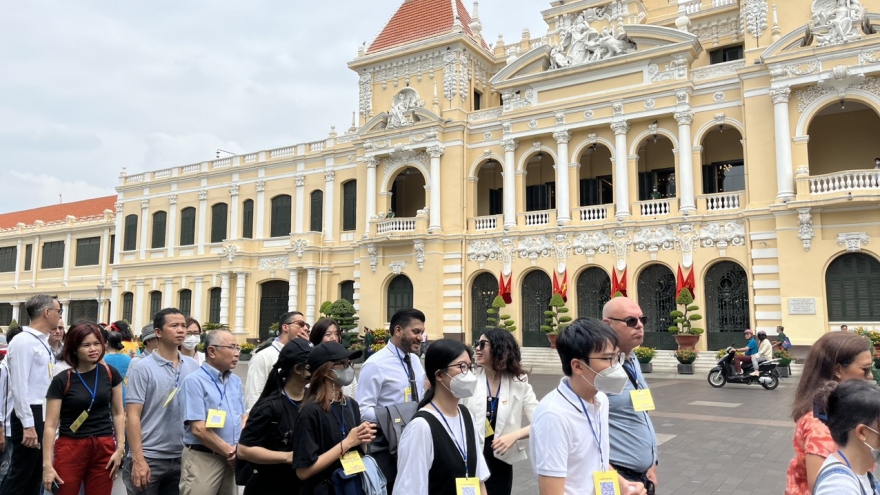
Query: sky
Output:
[[0, 0, 551, 214]]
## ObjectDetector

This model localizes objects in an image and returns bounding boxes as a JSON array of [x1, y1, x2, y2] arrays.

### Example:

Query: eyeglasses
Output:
[[585, 353, 625, 366], [445, 362, 479, 375], [287, 320, 308, 328], [47, 308, 63, 316], [608, 316, 648, 328], [474, 340, 489, 350], [211, 344, 241, 352]]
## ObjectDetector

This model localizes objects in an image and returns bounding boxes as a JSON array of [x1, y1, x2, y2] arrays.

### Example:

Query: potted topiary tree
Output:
[[486, 296, 517, 333], [634, 347, 657, 374], [540, 293, 572, 349], [324, 299, 360, 348], [668, 288, 704, 350]]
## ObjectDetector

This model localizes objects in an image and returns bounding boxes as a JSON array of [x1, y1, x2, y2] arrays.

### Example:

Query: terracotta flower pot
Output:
[[546, 333, 558, 349], [674, 334, 700, 350]]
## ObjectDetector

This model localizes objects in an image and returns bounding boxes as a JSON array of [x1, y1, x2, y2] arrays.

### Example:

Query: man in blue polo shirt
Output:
[[179, 329, 246, 495], [733, 329, 759, 376]]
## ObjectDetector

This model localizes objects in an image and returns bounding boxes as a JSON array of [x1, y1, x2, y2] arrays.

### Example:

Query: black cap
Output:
[[308, 341, 362, 371], [275, 338, 313, 370]]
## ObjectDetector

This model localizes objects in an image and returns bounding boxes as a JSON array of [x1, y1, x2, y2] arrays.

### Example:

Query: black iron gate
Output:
[[259, 281, 289, 342], [576, 267, 611, 319], [705, 261, 750, 350], [471, 272, 498, 340], [521, 271, 551, 348], [637, 265, 677, 350]]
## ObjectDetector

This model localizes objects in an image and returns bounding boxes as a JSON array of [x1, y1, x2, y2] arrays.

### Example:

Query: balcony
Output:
[[699, 192, 743, 213], [796, 169, 880, 203], [469, 215, 502, 232], [518, 210, 555, 228], [573, 205, 610, 223], [637, 198, 678, 217]]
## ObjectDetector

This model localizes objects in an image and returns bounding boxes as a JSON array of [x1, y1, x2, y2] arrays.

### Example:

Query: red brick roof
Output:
[[0, 196, 116, 229], [367, 0, 488, 54]]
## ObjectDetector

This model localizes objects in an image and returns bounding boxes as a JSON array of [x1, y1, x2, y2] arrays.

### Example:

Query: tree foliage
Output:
[[541, 293, 572, 336], [486, 296, 517, 333], [668, 287, 704, 335]]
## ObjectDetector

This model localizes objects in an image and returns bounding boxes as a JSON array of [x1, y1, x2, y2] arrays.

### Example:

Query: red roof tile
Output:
[[367, 0, 488, 54], [0, 196, 116, 229]]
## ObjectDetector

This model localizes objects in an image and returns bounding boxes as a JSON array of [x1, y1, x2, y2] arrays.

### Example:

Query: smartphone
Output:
[[51, 481, 60, 495]]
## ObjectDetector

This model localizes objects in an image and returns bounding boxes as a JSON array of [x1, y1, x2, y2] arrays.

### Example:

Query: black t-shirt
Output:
[[292, 398, 362, 495], [238, 393, 302, 493], [46, 364, 123, 438]]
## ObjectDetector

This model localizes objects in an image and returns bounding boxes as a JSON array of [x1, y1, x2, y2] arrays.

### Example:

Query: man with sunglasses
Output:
[[602, 297, 659, 495], [244, 311, 308, 411]]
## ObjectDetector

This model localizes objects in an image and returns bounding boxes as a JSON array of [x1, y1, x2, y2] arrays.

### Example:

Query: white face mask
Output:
[[581, 360, 629, 395], [182, 335, 200, 351], [444, 371, 478, 399], [864, 426, 880, 463], [331, 367, 355, 387]]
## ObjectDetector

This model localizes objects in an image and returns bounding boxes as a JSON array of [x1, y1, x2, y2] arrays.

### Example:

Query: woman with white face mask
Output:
[[181, 317, 206, 365], [813, 380, 880, 494], [395, 339, 491, 495]]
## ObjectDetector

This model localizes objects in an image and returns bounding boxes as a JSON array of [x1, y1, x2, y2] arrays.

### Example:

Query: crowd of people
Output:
[[0, 292, 879, 495]]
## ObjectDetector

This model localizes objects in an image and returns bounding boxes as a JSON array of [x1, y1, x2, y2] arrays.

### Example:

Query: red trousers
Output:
[[734, 355, 752, 373], [52, 435, 117, 495]]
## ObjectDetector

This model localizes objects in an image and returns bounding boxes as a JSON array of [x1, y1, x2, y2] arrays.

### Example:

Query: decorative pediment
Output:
[[359, 103, 440, 134]]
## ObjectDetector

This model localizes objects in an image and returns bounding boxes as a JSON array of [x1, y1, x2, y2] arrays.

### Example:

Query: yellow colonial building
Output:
[[2, 0, 880, 350]]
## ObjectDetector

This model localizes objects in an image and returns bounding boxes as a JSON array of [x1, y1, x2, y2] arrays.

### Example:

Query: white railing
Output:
[[809, 170, 880, 194], [212, 158, 231, 168], [576, 206, 608, 222], [703, 192, 741, 211], [269, 147, 296, 158], [712, 0, 736, 7], [309, 141, 325, 152], [639, 199, 671, 216], [127, 174, 144, 183], [377, 217, 416, 234], [244, 153, 257, 163], [523, 211, 550, 226], [153, 169, 172, 179], [472, 215, 499, 230], [181, 164, 201, 174]]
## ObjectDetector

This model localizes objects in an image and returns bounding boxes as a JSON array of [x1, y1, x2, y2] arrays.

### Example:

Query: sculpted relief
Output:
[[810, 0, 865, 46], [386, 88, 425, 129], [550, 6, 635, 69]]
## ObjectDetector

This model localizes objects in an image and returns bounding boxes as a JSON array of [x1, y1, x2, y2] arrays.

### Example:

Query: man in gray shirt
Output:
[[124, 308, 199, 495]]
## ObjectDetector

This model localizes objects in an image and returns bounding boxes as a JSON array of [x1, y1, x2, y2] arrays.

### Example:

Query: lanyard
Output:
[[25, 332, 56, 364], [392, 346, 413, 380], [622, 360, 640, 390], [837, 450, 871, 495], [282, 390, 301, 411], [429, 402, 469, 478], [565, 381, 604, 470], [74, 367, 100, 413], [486, 376, 501, 421], [201, 367, 227, 408], [331, 400, 351, 437]]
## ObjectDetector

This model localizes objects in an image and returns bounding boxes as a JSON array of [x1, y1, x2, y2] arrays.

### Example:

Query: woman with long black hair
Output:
[[395, 339, 490, 495], [237, 338, 312, 494]]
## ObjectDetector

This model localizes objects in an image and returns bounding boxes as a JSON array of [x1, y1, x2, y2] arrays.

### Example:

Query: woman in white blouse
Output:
[[462, 328, 539, 495]]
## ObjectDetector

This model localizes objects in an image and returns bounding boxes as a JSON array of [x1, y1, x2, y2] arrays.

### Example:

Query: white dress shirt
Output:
[[0, 361, 12, 433], [356, 343, 426, 423], [7, 326, 55, 428], [244, 340, 283, 411]]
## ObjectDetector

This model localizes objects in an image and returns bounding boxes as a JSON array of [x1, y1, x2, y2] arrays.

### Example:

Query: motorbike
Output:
[[707, 345, 780, 390]]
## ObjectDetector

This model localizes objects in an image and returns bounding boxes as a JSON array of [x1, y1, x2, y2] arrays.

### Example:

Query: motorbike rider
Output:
[[752, 331, 773, 377], [732, 329, 759, 376]]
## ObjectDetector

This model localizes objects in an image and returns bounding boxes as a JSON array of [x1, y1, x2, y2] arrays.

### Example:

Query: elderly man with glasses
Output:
[[244, 311, 308, 412], [602, 297, 659, 495]]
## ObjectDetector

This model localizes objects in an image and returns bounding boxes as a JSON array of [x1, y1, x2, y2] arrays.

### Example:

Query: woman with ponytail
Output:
[[237, 338, 312, 494], [395, 339, 490, 495], [812, 380, 880, 494]]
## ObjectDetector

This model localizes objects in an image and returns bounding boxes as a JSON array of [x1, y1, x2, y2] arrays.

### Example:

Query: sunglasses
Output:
[[608, 316, 648, 328], [474, 340, 489, 350]]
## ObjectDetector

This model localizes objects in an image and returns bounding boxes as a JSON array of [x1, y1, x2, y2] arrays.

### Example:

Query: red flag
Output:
[[611, 269, 619, 297], [553, 270, 568, 302], [685, 266, 695, 295], [618, 268, 628, 297], [499, 271, 513, 304], [676, 264, 696, 298], [611, 268, 628, 297], [676, 265, 685, 298]]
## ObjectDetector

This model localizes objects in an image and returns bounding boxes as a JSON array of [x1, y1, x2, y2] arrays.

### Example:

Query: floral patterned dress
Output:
[[785, 411, 837, 495]]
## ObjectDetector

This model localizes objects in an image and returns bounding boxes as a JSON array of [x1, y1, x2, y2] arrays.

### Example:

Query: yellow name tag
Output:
[[593, 470, 621, 495], [163, 387, 179, 408], [48, 362, 54, 378], [485, 418, 494, 438], [69, 410, 89, 433], [455, 477, 480, 495], [340, 450, 366, 475], [630, 389, 656, 412], [206, 409, 227, 428], [403, 387, 411, 403]]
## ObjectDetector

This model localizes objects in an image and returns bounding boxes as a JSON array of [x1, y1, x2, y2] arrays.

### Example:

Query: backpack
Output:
[[812, 460, 877, 495], [62, 364, 113, 395]]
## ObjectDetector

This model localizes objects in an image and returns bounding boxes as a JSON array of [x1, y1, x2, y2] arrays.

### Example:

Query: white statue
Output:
[[811, 0, 864, 46], [386, 88, 424, 129], [553, 9, 634, 69]]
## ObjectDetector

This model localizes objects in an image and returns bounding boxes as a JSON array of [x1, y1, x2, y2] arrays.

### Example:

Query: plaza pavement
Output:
[[112, 361, 797, 495]]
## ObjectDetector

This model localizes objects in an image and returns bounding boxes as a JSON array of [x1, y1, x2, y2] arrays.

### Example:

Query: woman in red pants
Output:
[[42, 323, 125, 495]]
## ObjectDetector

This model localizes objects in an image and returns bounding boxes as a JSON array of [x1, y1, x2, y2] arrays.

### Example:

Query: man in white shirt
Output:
[[356, 308, 427, 493], [0, 326, 22, 488], [530, 318, 646, 495], [0, 294, 61, 495], [244, 311, 308, 411]]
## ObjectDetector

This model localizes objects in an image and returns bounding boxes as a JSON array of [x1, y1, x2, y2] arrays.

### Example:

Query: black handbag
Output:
[[373, 402, 419, 456]]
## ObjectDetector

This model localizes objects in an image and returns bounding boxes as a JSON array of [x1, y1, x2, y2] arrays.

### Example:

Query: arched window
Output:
[[180, 207, 196, 246], [705, 261, 750, 349], [340, 280, 355, 304], [68, 300, 99, 324], [123, 214, 138, 251], [242, 199, 254, 239], [521, 271, 552, 347], [151, 211, 167, 249], [179, 289, 192, 317], [211, 203, 228, 243], [826, 253, 880, 322], [387, 275, 413, 321], [576, 268, 611, 319], [270, 195, 292, 238], [471, 273, 498, 335], [208, 287, 221, 323], [310, 190, 324, 232], [637, 265, 677, 350], [259, 281, 289, 341], [149, 291, 162, 320], [122, 292, 134, 323], [342, 181, 357, 232]]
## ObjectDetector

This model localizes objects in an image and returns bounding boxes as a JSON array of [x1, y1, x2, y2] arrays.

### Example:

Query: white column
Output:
[[234, 272, 246, 332], [193, 276, 204, 322], [139, 199, 149, 259], [219, 272, 230, 325], [365, 157, 378, 237], [13, 239, 21, 289], [62, 232, 72, 285], [501, 139, 518, 229], [229, 185, 239, 241], [100, 227, 110, 284], [97, 289, 106, 323], [135, 280, 145, 332], [255, 180, 266, 238], [611, 121, 631, 218], [295, 175, 306, 233], [167, 195, 178, 257], [305, 268, 318, 323], [31, 235, 40, 287], [427, 145, 444, 232], [288, 267, 300, 311], [197, 189, 207, 255], [674, 111, 696, 213], [11, 304, 19, 323], [163, 278, 173, 307], [771, 86, 795, 201], [109, 281, 119, 322], [553, 131, 572, 224], [113, 202, 123, 265], [323, 170, 336, 242]]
